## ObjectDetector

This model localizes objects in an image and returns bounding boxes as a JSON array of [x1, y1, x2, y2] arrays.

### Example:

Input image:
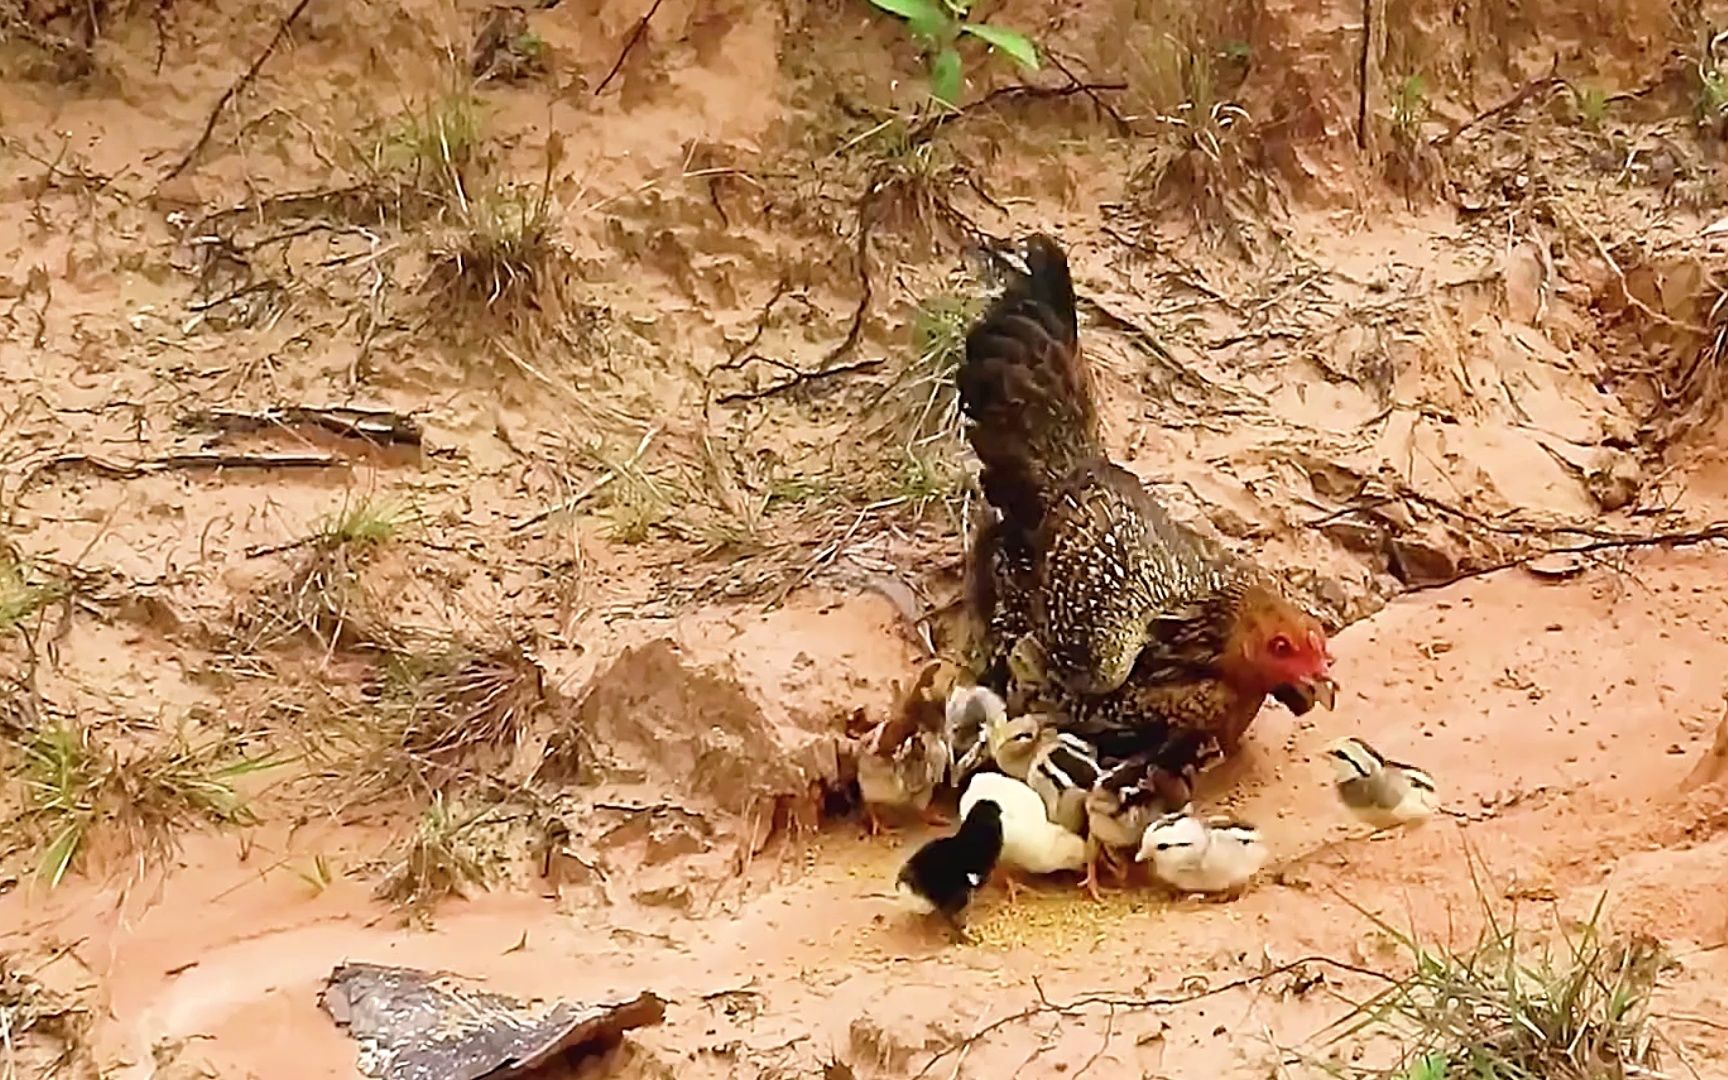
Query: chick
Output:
[[1136, 811, 1269, 895], [1026, 729, 1104, 835], [944, 683, 1008, 786], [856, 666, 952, 835], [1324, 736, 1438, 831], [983, 710, 1041, 779], [1080, 756, 1175, 901], [894, 799, 1005, 941], [958, 771, 1086, 902]]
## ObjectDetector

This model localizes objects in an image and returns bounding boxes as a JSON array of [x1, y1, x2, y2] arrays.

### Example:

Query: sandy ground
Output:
[[11, 554, 1728, 1079], [3, 0, 1728, 1077]]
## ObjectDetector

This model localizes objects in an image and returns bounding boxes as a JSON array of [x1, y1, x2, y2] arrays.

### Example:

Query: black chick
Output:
[[894, 799, 1004, 941]]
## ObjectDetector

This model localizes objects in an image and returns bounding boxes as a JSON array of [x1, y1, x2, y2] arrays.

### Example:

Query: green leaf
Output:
[[1403, 1054, 1448, 1080], [867, 0, 945, 23], [930, 47, 963, 106], [41, 821, 81, 888], [961, 23, 1039, 71]]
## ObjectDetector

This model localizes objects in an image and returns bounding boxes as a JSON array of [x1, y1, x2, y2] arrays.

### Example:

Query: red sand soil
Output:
[[3, 1, 1727, 1077]]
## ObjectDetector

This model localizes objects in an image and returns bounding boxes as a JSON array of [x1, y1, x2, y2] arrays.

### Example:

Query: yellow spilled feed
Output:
[[964, 885, 1171, 950]]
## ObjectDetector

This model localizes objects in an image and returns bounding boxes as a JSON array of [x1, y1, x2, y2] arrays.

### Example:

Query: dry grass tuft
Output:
[[847, 117, 971, 244], [417, 125, 574, 353], [1128, 51, 1261, 237], [377, 637, 546, 772], [290, 633, 554, 807], [0, 957, 93, 1078], [1328, 894, 1671, 1080], [231, 497, 412, 654], [425, 184, 573, 343], [0, 543, 64, 634], [373, 792, 494, 920], [874, 291, 978, 449], [6, 719, 272, 886]]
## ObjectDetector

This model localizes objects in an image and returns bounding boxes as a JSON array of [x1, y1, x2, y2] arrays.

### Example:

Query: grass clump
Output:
[[424, 133, 572, 346], [374, 792, 493, 920], [428, 186, 566, 326], [843, 117, 971, 243], [293, 634, 552, 809], [319, 496, 412, 550], [232, 496, 413, 653], [374, 638, 547, 785], [1124, 34, 1261, 240], [0, 544, 63, 633], [1383, 72, 1445, 204], [372, 86, 485, 207], [1694, 30, 1728, 132], [1390, 73, 1429, 142], [866, 289, 979, 460], [900, 291, 978, 444], [1568, 83, 1612, 130], [1329, 894, 1670, 1080], [9, 720, 272, 887]]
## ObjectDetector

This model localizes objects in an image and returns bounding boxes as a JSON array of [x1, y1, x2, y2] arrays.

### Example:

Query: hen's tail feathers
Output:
[[957, 234, 1102, 534]]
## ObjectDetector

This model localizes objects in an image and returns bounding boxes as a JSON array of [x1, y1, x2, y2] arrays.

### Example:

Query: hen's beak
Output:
[[1273, 676, 1338, 716]]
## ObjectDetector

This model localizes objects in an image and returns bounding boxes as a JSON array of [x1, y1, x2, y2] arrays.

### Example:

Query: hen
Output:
[[957, 233, 1337, 770]]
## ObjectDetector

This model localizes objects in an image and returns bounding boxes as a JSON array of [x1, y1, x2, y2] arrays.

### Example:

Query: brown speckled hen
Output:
[[957, 233, 1337, 769]]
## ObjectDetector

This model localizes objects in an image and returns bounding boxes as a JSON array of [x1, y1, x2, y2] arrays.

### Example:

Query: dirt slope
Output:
[[3, 0, 1728, 1077]]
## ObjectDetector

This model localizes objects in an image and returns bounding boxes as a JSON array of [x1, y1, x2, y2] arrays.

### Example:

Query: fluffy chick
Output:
[[1026, 729, 1104, 835], [1135, 811, 1268, 895], [1324, 736, 1438, 831], [980, 705, 1034, 778], [1081, 756, 1178, 901], [958, 771, 1086, 902], [895, 799, 1005, 941], [856, 666, 952, 835], [945, 683, 1009, 785]]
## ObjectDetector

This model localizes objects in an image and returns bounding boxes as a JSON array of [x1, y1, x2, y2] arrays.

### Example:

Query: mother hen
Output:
[[957, 234, 1337, 777]]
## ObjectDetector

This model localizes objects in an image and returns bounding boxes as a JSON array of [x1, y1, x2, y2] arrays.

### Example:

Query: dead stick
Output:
[[162, 0, 314, 182], [1045, 51, 1134, 135], [913, 957, 1396, 1079], [1409, 522, 1728, 592], [45, 451, 346, 477], [593, 0, 665, 96], [715, 357, 882, 405], [1432, 63, 1561, 147]]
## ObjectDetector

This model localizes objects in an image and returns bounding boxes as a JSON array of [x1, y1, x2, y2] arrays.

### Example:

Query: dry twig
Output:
[[1433, 64, 1562, 148], [594, 0, 666, 96], [181, 406, 424, 447], [914, 957, 1396, 1078], [162, 0, 314, 181]]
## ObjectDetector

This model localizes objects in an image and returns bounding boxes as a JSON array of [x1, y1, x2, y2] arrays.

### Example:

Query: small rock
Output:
[[633, 883, 692, 909], [1388, 532, 1459, 586], [1321, 518, 1386, 555], [1524, 552, 1585, 580]]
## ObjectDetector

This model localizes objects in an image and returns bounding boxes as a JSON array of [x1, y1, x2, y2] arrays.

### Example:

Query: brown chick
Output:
[[856, 662, 953, 835]]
